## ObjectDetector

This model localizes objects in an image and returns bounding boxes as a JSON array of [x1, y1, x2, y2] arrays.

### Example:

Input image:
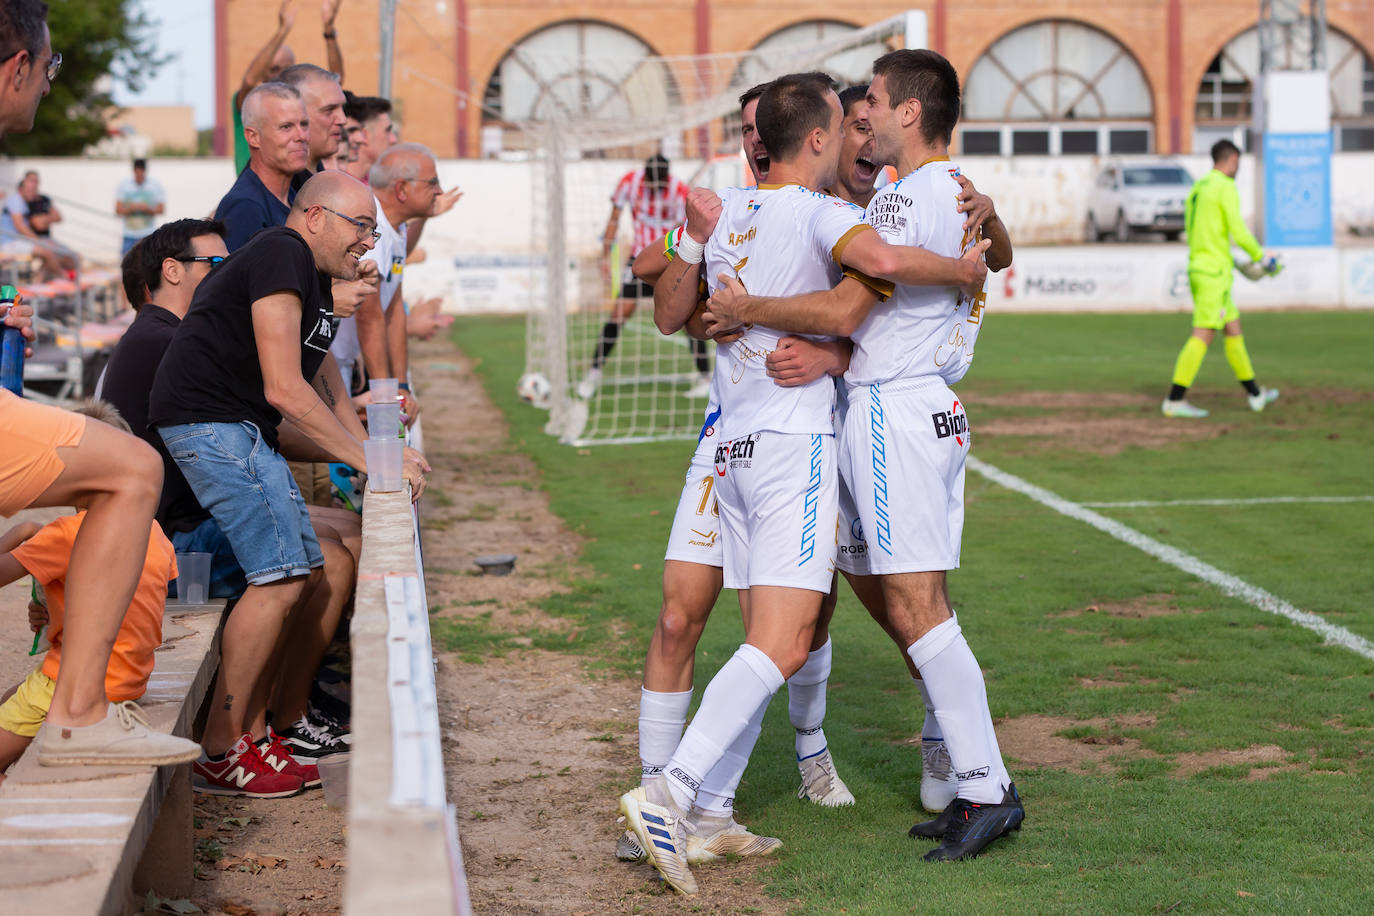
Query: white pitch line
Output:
[[967, 456, 1374, 662], [1081, 496, 1374, 509]]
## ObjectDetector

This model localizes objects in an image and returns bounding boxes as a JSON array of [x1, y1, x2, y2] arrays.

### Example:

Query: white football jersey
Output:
[[704, 183, 875, 440], [846, 159, 988, 388]]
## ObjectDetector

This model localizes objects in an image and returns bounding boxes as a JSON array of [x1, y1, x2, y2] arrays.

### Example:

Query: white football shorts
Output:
[[716, 430, 837, 593], [664, 430, 724, 567], [833, 384, 870, 576], [839, 378, 969, 575]]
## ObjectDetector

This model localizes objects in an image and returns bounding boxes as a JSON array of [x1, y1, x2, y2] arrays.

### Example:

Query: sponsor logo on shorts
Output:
[[799, 434, 823, 566], [668, 767, 701, 794], [955, 766, 989, 781], [931, 398, 969, 446], [687, 528, 718, 548], [850, 516, 864, 542], [869, 383, 893, 555], [717, 435, 757, 472]]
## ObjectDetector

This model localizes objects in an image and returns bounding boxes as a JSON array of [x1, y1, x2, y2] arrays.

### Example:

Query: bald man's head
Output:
[[288, 171, 378, 281]]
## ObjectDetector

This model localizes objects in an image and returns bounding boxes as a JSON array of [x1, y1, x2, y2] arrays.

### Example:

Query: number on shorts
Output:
[[695, 475, 718, 517]]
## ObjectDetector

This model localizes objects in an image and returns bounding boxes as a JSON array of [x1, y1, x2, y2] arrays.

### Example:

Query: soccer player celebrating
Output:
[[612, 84, 852, 873], [623, 71, 985, 894], [578, 154, 709, 400], [704, 51, 1023, 863], [1162, 139, 1279, 418]]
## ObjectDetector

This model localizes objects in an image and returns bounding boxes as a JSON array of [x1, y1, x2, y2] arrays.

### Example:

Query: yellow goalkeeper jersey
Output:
[[1185, 169, 1263, 275]]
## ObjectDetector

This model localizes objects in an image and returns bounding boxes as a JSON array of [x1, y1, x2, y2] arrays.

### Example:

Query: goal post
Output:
[[516, 13, 926, 445]]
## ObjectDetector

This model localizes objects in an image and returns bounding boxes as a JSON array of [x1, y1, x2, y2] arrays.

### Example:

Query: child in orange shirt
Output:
[[0, 401, 178, 784]]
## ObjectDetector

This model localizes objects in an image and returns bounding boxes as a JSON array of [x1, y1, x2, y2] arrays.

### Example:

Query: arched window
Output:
[[481, 21, 676, 156], [960, 20, 1155, 156], [736, 20, 891, 89], [1195, 26, 1374, 152]]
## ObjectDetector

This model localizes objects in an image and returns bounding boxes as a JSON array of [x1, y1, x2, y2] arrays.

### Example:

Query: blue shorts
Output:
[[158, 421, 323, 585], [169, 517, 249, 600]]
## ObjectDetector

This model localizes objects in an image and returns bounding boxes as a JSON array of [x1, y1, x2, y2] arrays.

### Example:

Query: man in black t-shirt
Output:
[[150, 172, 429, 797]]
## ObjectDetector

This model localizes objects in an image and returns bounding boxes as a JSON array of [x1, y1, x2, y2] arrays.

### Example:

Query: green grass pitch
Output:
[[445, 311, 1374, 913]]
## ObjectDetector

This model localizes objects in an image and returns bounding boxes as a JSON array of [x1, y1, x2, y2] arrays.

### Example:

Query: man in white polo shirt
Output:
[[335, 143, 440, 419]]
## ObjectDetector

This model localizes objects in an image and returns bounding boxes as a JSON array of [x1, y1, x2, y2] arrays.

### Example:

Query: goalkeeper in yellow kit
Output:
[[1162, 139, 1281, 418]]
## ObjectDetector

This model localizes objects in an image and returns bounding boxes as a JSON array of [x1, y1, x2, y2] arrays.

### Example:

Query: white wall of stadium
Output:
[[4, 153, 1373, 312]]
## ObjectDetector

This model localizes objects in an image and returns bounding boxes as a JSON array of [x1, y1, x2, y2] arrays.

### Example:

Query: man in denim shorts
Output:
[[150, 171, 428, 797]]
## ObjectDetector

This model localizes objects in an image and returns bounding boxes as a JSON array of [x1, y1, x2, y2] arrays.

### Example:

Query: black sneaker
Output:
[[277, 714, 349, 762], [310, 682, 351, 732], [922, 783, 1024, 862], [909, 796, 958, 840], [307, 702, 351, 746]]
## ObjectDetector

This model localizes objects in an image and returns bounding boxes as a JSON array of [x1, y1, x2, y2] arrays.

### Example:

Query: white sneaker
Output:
[[1161, 398, 1208, 418], [920, 738, 958, 813], [576, 367, 602, 400], [38, 701, 201, 767], [797, 747, 855, 807], [686, 813, 782, 864], [619, 780, 697, 894], [682, 375, 711, 399], [1248, 387, 1279, 412]]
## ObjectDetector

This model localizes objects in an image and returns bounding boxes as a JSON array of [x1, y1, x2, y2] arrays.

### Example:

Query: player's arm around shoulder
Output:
[[704, 273, 878, 339], [840, 221, 987, 290]]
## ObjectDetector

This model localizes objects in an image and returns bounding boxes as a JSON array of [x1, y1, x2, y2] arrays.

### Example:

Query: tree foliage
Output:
[[3, 0, 166, 156]]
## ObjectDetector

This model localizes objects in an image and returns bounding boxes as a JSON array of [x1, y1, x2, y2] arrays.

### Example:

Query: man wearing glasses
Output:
[[1, 0, 203, 770], [149, 172, 429, 797]]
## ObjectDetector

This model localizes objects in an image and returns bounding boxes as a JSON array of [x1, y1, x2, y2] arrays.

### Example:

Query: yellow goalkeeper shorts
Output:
[[1189, 269, 1239, 330]]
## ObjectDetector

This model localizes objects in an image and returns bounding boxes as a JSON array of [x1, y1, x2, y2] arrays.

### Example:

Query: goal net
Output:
[[511, 13, 924, 445]]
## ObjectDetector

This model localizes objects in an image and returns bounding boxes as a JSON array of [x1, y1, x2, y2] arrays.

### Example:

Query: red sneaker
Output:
[[192, 735, 304, 797], [257, 728, 321, 788]]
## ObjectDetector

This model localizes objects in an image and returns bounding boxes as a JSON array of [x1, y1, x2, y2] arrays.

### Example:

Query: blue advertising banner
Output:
[[1263, 132, 1333, 247]]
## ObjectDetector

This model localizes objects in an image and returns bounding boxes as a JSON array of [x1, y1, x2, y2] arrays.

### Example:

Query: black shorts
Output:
[[619, 278, 653, 300]]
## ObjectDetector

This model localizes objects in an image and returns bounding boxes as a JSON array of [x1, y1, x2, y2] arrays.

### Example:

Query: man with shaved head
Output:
[[149, 171, 429, 797], [217, 82, 310, 251]]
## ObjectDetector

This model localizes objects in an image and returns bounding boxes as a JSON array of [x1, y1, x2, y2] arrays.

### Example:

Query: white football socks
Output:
[[695, 696, 767, 817], [638, 687, 693, 786], [913, 676, 943, 742], [788, 637, 831, 760], [907, 615, 1010, 804], [662, 643, 784, 812]]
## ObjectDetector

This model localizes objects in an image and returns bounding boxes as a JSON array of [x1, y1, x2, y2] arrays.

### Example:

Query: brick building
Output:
[[214, 0, 1374, 159]]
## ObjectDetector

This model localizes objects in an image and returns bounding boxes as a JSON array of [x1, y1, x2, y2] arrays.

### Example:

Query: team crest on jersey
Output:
[[931, 398, 969, 446], [389, 255, 404, 277]]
